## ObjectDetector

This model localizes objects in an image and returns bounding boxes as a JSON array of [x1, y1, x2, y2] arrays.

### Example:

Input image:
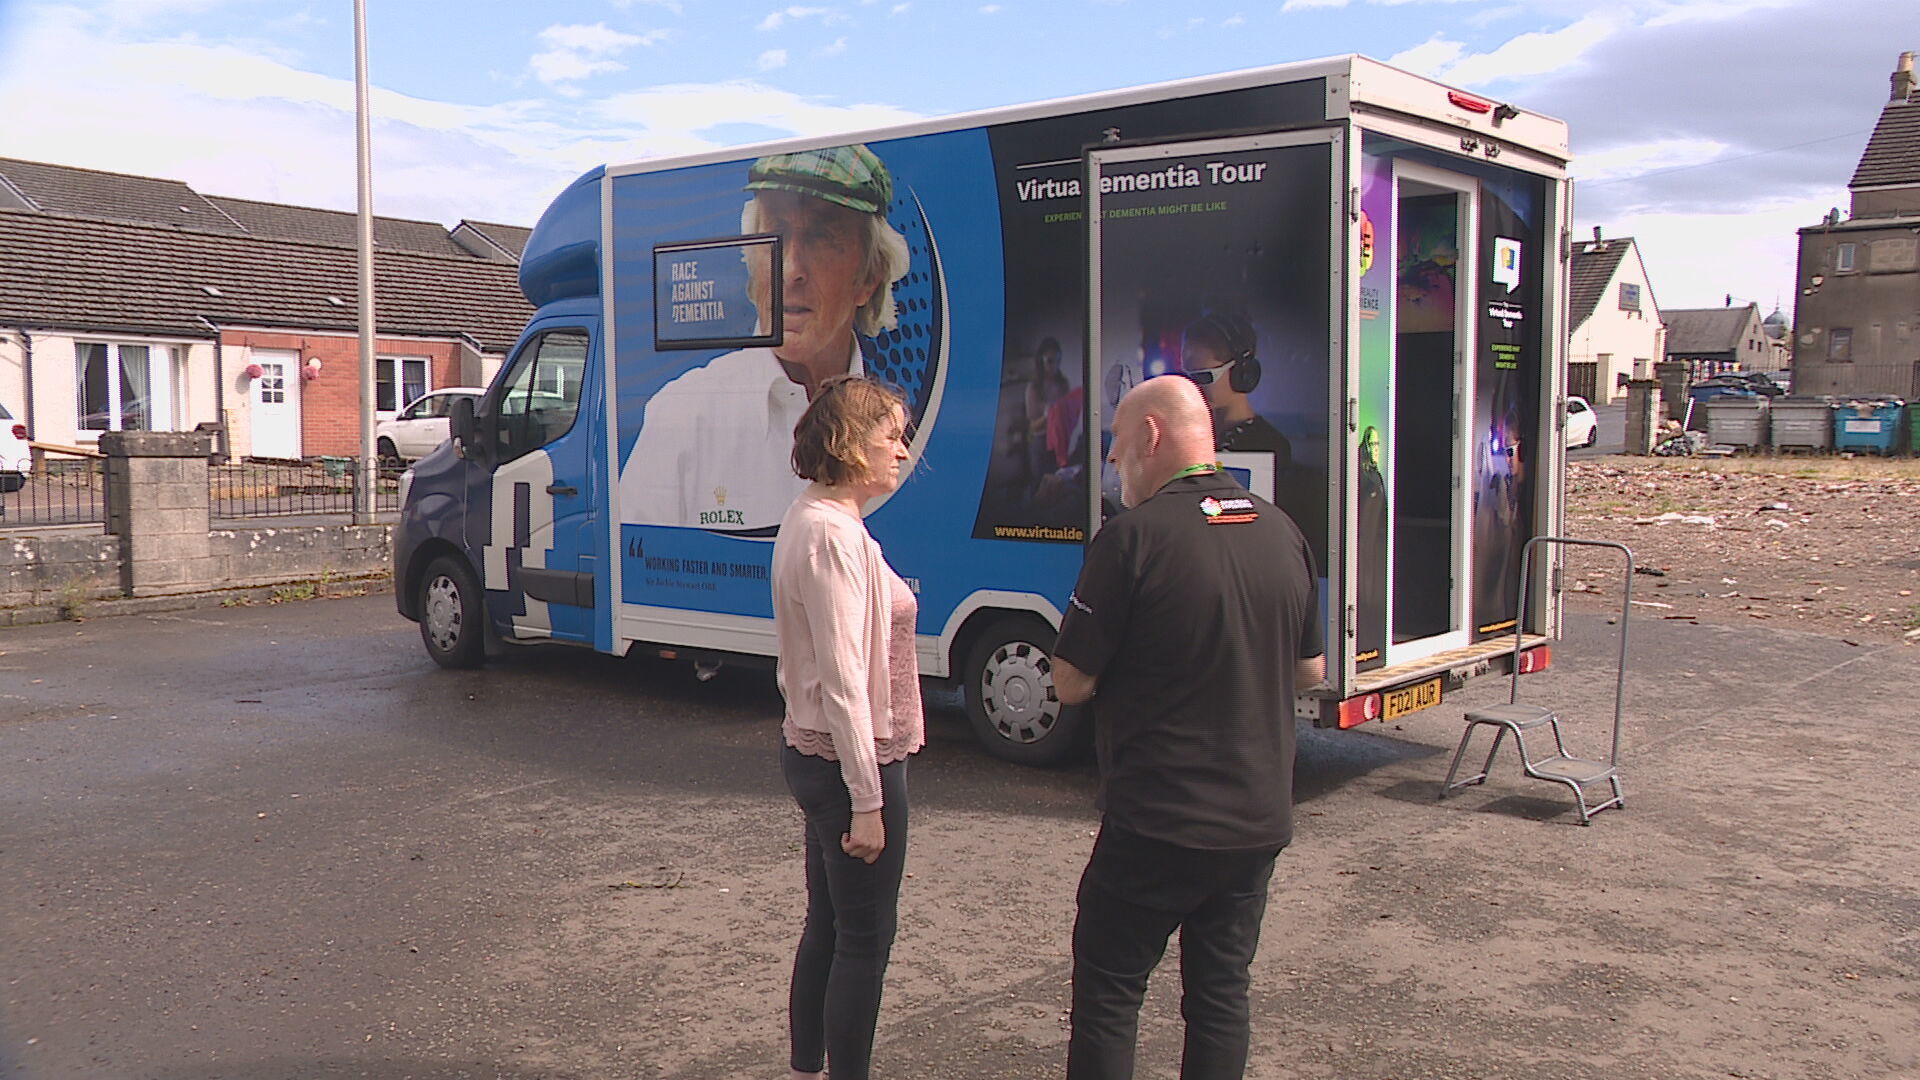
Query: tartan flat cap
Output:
[[745, 144, 892, 215]]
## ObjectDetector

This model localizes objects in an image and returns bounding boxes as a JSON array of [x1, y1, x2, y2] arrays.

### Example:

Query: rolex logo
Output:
[[713, 486, 727, 506]]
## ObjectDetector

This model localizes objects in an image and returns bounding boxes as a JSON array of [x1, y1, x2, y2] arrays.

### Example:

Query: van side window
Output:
[[494, 330, 589, 463]]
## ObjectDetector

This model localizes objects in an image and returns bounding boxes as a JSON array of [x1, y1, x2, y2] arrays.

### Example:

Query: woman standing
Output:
[[772, 375, 924, 1080]]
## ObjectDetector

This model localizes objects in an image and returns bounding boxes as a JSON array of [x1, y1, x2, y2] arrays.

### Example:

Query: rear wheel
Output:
[[1582, 424, 1598, 448], [963, 617, 1087, 766], [418, 554, 486, 669], [377, 437, 404, 468]]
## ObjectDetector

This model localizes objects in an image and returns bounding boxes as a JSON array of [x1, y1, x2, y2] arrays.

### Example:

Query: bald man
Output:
[[1052, 375, 1324, 1080]]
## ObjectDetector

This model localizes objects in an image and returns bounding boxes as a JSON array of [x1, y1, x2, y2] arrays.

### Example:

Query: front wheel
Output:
[[963, 617, 1088, 766], [1582, 424, 1599, 448], [418, 554, 487, 669], [377, 437, 404, 468]]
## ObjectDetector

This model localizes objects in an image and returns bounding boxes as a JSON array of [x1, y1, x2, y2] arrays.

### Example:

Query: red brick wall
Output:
[[223, 331, 463, 457]]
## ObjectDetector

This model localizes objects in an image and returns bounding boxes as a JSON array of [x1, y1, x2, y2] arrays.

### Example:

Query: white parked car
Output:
[[1565, 394, 1598, 449], [376, 388, 485, 464], [1, 401, 30, 492]]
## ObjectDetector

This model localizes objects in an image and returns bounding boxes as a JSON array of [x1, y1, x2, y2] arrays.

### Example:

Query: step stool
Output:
[[1439, 536, 1633, 825]]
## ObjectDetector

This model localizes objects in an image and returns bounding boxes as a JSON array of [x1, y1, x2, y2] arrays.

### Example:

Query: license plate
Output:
[[1382, 678, 1443, 719]]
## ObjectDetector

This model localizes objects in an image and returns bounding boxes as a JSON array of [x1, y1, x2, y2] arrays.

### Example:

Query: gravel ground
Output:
[[1565, 455, 1920, 645]]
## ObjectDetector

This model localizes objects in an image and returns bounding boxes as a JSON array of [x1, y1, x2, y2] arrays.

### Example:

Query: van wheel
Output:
[[963, 617, 1086, 766], [419, 555, 486, 669]]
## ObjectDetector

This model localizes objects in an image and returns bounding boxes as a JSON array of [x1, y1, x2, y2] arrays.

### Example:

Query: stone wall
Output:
[[0, 529, 123, 613], [2, 433, 393, 622], [212, 524, 390, 588]]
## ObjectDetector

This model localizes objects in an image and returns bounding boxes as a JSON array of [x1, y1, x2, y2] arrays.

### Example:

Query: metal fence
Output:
[[0, 456, 108, 527], [209, 457, 402, 520]]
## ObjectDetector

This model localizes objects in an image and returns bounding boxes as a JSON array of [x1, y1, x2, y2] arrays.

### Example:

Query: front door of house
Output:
[[251, 349, 301, 459]]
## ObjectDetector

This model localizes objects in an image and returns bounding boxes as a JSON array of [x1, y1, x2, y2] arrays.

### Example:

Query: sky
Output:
[[0, 0, 1911, 315]]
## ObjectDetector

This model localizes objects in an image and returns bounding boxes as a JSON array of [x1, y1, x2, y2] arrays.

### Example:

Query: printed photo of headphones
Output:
[[1188, 310, 1262, 394]]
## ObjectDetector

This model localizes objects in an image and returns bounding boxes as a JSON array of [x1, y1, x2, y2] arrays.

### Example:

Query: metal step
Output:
[[1463, 703, 1558, 730], [1526, 756, 1616, 786]]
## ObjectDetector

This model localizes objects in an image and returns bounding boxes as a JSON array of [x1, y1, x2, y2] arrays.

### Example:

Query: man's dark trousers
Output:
[[1067, 822, 1281, 1080]]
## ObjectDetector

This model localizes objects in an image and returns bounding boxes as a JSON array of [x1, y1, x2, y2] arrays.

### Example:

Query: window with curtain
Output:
[[376, 357, 432, 412], [77, 342, 179, 432]]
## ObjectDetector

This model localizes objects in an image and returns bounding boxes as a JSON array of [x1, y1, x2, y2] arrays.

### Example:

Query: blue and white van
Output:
[[394, 54, 1572, 763]]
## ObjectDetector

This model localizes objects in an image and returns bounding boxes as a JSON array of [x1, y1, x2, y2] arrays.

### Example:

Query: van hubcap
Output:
[[980, 641, 1059, 745], [424, 575, 463, 652]]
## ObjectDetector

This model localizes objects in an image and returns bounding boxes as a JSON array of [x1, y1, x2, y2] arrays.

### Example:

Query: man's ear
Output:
[[1142, 413, 1163, 455]]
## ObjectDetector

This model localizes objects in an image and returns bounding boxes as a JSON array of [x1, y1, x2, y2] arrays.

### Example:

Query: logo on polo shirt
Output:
[[1199, 496, 1258, 524]]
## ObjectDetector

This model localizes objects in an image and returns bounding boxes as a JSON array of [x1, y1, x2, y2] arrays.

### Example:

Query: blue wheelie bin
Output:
[[1832, 398, 1905, 456]]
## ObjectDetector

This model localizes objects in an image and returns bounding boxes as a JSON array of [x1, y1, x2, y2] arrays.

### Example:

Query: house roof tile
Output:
[[1851, 98, 1920, 190], [207, 196, 471, 257], [0, 209, 532, 353], [457, 220, 534, 258], [1663, 306, 1755, 356], [1568, 237, 1633, 329], [0, 156, 245, 233]]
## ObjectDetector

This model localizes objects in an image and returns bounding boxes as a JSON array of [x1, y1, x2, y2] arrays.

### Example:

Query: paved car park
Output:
[[2, 594, 1917, 1079]]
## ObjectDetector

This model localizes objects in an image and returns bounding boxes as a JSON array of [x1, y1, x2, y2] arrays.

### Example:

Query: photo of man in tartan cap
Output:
[[619, 143, 911, 532]]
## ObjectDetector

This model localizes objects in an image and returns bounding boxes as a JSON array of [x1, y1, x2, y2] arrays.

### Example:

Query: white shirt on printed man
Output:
[[617, 342, 863, 531]]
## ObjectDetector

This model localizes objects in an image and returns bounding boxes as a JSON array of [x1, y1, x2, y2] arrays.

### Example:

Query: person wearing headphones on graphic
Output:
[[1179, 311, 1291, 464]]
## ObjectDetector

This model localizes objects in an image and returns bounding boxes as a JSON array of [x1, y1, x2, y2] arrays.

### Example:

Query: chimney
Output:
[[1592, 225, 1603, 243], [1896, 51, 1916, 103]]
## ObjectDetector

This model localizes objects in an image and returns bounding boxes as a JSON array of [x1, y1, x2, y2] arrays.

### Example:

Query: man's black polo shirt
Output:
[[1054, 472, 1322, 851]]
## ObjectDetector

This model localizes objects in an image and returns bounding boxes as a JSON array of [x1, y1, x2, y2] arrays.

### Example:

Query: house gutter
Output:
[[9, 326, 34, 441], [195, 315, 228, 462]]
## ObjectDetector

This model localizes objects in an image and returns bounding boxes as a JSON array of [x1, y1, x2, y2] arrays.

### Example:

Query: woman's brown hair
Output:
[[790, 375, 906, 486]]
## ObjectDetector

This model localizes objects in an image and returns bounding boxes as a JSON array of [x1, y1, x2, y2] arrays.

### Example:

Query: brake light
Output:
[[1447, 90, 1494, 114], [1336, 693, 1383, 729], [10, 424, 24, 440], [1518, 646, 1551, 674]]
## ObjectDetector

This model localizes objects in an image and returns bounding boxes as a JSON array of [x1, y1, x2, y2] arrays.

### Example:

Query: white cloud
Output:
[[819, 36, 848, 56], [1386, 35, 1466, 76], [1282, 0, 1489, 10], [979, 4, 1001, 13], [595, 81, 919, 156], [529, 22, 666, 87], [1573, 138, 1727, 185], [759, 6, 829, 31], [1595, 198, 1831, 311], [1643, 0, 1801, 28], [612, 0, 684, 12], [890, 2, 910, 11], [1395, 14, 1621, 87], [757, 48, 788, 70], [1223, 14, 1247, 26], [0, 9, 643, 226]]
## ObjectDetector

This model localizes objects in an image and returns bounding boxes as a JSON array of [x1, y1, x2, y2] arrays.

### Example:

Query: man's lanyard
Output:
[[1169, 463, 1220, 482]]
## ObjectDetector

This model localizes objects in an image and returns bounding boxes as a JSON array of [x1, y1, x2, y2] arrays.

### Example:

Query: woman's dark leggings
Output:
[[781, 745, 909, 1080]]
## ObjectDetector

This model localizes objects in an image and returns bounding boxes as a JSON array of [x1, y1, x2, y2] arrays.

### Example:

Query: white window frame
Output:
[[75, 340, 187, 435], [376, 356, 433, 416], [1835, 243, 1857, 273]]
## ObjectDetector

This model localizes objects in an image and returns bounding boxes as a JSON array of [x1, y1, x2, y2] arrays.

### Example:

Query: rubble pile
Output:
[[1564, 458, 1920, 643]]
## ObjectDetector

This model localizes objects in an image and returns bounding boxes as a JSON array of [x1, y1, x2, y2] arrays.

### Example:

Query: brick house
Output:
[[1790, 51, 1920, 398], [0, 157, 531, 460], [1566, 229, 1662, 402]]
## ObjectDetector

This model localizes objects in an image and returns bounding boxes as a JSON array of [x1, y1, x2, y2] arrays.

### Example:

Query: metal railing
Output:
[[0, 456, 107, 527], [209, 457, 402, 520]]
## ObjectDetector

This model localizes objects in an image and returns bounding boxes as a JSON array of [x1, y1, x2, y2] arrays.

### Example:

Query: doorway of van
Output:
[[1387, 164, 1475, 661], [1084, 129, 1341, 583]]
